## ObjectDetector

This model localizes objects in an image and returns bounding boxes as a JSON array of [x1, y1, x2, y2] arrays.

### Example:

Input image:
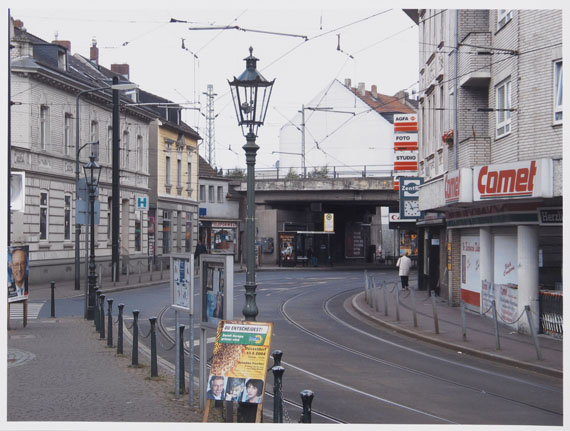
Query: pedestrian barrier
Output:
[[299, 390, 314, 423], [99, 294, 106, 340], [50, 281, 56, 318], [95, 290, 101, 332], [117, 304, 124, 355], [107, 298, 114, 348]]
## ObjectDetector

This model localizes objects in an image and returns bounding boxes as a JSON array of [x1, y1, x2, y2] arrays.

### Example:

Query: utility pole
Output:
[[300, 105, 306, 177], [112, 76, 120, 281], [202, 84, 217, 167]]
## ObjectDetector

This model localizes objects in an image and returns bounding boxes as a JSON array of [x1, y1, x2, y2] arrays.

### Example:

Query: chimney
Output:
[[111, 63, 130, 80], [13, 19, 24, 29], [344, 78, 351, 88], [358, 82, 365, 96], [371, 85, 378, 99], [90, 38, 99, 65], [52, 39, 71, 51]]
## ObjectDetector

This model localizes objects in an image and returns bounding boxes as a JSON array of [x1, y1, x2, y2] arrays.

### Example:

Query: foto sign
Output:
[[136, 196, 148, 210]]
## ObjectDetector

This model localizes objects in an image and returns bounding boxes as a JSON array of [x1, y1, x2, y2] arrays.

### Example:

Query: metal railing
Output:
[[221, 164, 396, 181]]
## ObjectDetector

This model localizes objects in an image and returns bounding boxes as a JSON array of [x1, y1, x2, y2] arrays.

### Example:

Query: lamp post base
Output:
[[242, 281, 258, 321]]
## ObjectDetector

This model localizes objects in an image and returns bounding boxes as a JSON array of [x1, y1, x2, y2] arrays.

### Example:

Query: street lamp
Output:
[[74, 82, 138, 304], [83, 155, 102, 320], [229, 47, 274, 321]]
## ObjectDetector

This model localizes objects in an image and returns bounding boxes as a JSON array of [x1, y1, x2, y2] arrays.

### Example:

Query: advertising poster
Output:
[[206, 320, 273, 404], [278, 232, 296, 266], [202, 261, 225, 326], [460, 235, 481, 309], [171, 255, 192, 313], [8, 245, 29, 303]]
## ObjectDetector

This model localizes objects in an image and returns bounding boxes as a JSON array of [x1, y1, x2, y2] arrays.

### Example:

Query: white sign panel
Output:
[[394, 151, 419, 171], [136, 196, 149, 210], [444, 168, 473, 204], [461, 235, 480, 310], [170, 255, 193, 313], [323, 213, 334, 232], [494, 235, 517, 286], [473, 159, 553, 201], [393, 114, 418, 132], [389, 212, 416, 223], [394, 133, 418, 150]]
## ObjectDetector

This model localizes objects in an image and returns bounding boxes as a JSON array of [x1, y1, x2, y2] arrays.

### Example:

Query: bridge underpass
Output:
[[236, 176, 414, 266]]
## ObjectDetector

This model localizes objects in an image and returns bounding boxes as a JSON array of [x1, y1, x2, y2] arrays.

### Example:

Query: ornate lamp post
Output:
[[83, 155, 102, 320], [229, 47, 275, 321]]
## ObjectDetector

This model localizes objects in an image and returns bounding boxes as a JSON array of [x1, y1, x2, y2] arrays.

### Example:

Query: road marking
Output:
[[9, 302, 45, 320]]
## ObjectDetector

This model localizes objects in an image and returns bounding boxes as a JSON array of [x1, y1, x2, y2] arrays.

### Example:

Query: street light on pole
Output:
[[74, 82, 138, 314], [83, 155, 102, 320], [228, 47, 274, 321]]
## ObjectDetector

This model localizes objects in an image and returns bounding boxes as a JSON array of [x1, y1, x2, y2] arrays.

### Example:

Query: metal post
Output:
[[111, 75, 120, 283], [364, 270, 368, 303], [87, 158, 98, 320], [50, 281, 56, 318], [126, 262, 130, 285], [460, 301, 467, 341], [107, 298, 113, 347], [525, 305, 542, 360], [431, 291, 439, 334], [272, 365, 285, 423], [383, 281, 388, 316], [138, 261, 142, 284], [94, 289, 100, 331], [272, 350, 283, 367], [189, 313, 195, 407], [410, 286, 418, 328], [117, 303, 124, 355], [98, 264, 103, 289], [149, 316, 158, 377], [132, 310, 139, 367], [179, 324, 185, 394], [299, 390, 314, 423], [243, 131, 259, 321], [492, 300, 500, 350], [99, 294, 105, 339], [150, 257, 153, 281], [175, 311, 180, 399], [395, 285, 400, 321], [160, 260, 163, 280]]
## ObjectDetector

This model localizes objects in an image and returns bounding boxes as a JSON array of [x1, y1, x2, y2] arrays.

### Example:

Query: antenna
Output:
[[202, 84, 218, 167]]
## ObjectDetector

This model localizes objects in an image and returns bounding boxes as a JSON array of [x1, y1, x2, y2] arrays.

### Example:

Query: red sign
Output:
[[394, 133, 418, 151], [393, 114, 418, 132], [394, 151, 418, 171], [475, 160, 538, 200]]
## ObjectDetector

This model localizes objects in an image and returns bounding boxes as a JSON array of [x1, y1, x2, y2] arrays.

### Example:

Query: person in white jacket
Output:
[[396, 252, 412, 290]]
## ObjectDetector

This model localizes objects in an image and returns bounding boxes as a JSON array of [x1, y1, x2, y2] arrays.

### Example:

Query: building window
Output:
[[107, 126, 113, 164], [497, 10, 512, 30], [122, 131, 129, 168], [496, 78, 511, 138], [554, 60, 563, 123], [208, 185, 214, 202], [40, 191, 48, 240], [199, 185, 206, 202], [165, 155, 171, 186], [177, 159, 182, 187], [107, 197, 112, 241], [187, 161, 192, 191], [163, 211, 171, 254], [40, 105, 49, 150], [217, 186, 223, 203], [64, 113, 73, 156], [90, 121, 99, 160], [137, 135, 144, 171], [135, 210, 141, 252], [64, 194, 71, 241]]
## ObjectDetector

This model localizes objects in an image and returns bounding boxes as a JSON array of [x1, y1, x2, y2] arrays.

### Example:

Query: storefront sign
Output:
[[444, 168, 472, 204], [473, 159, 553, 201], [212, 222, 238, 228], [394, 133, 418, 151], [394, 151, 419, 171], [537, 207, 562, 225], [389, 212, 416, 223], [393, 114, 418, 132]]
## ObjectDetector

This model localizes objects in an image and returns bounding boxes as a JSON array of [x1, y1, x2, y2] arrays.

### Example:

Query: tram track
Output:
[[278, 287, 562, 421]]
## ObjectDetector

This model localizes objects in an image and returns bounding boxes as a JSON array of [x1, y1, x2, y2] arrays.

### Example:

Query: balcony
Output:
[[458, 32, 492, 88]]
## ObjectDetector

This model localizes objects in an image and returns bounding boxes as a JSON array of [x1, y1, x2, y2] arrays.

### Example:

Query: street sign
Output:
[[324, 213, 334, 232], [75, 199, 100, 225], [136, 196, 148, 210]]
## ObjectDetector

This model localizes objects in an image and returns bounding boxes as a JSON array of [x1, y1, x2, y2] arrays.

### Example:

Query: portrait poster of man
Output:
[[8, 245, 29, 303]]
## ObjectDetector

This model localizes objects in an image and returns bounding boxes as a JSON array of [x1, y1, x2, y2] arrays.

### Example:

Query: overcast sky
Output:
[[8, 1, 421, 171]]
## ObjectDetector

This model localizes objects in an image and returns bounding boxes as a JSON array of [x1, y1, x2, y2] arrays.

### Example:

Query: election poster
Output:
[[206, 320, 273, 405], [8, 245, 29, 303]]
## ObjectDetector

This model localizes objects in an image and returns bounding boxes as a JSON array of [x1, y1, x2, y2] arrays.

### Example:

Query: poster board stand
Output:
[[7, 298, 28, 329]]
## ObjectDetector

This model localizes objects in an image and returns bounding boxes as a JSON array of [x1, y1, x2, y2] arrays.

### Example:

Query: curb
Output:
[[351, 292, 562, 379]]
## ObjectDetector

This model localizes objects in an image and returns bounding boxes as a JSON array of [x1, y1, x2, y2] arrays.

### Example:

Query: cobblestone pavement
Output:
[[7, 316, 202, 423]]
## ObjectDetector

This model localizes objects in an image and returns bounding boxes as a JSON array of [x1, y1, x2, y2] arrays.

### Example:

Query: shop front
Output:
[[200, 220, 239, 261]]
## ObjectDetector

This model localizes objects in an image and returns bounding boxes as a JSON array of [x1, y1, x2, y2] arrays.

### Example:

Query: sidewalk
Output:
[[350, 274, 562, 378]]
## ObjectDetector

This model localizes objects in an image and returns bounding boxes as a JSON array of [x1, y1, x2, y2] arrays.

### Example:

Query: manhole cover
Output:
[[7, 348, 36, 368]]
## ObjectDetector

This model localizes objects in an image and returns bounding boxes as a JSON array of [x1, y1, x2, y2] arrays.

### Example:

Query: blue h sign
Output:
[[136, 196, 148, 210]]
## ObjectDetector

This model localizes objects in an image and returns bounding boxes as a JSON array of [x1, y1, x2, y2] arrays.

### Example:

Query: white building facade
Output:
[[409, 9, 562, 335]]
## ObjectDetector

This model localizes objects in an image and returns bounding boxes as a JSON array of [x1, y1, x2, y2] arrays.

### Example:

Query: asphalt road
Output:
[[43, 269, 563, 425]]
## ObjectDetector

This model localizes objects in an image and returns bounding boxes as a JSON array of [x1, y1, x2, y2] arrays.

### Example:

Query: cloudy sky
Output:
[[9, 1, 422, 171]]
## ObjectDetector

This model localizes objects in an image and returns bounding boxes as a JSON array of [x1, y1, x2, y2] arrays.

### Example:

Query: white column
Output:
[[517, 225, 539, 334], [479, 227, 493, 313]]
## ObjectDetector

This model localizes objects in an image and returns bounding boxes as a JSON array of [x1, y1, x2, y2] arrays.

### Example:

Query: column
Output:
[[517, 225, 539, 334]]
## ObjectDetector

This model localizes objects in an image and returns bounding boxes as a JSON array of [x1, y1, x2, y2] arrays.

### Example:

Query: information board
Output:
[[200, 254, 234, 329], [170, 254, 193, 313]]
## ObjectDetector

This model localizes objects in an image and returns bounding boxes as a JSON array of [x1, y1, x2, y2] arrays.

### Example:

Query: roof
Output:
[[345, 83, 416, 117], [199, 155, 229, 180]]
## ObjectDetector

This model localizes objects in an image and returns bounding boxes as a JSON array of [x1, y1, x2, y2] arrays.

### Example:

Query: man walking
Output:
[[396, 252, 412, 290]]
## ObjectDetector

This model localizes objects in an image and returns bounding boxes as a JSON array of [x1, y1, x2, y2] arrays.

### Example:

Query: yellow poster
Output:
[[206, 320, 273, 404]]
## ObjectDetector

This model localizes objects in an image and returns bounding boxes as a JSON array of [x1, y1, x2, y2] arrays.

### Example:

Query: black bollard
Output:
[[117, 304, 124, 355], [132, 310, 139, 367], [107, 298, 114, 347], [94, 289, 100, 331], [149, 317, 158, 377], [178, 325, 185, 393], [50, 281, 56, 318], [299, 390, 314, 423], [99, 294, 106, 339], [272, 350, 283, 367], [272, 366, 285, 423]]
